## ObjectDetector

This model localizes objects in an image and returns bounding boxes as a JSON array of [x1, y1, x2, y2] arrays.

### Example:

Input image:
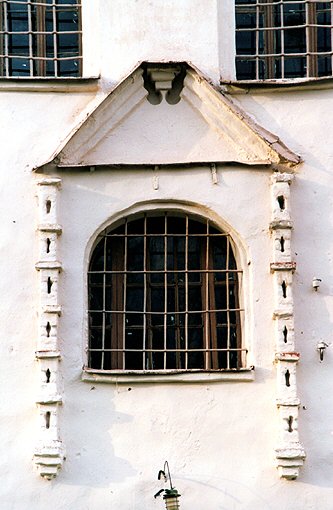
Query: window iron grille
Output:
[[235, 0, 333, 80], [87, 213, 246, 373], [0, 0, 82, 77]]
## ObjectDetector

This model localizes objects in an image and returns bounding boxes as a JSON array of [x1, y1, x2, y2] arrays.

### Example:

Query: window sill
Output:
[[221, 76, 333, 95], [82, 367, 255, 384], [0, 77, 100, 93]]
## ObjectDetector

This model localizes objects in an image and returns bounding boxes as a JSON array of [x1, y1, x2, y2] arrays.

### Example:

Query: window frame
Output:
[[84, 208, 253, 380], [0, 0, 82, 78], [235, 0, 333, 81]]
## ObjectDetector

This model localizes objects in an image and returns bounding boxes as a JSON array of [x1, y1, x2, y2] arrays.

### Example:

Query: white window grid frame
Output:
[[235, 0, 333, 81], [0, 0, 83, 78]]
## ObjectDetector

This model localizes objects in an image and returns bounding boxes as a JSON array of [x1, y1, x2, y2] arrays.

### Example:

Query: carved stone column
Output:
[[270, 172, 305, 480], [34, 178, 64, 479]]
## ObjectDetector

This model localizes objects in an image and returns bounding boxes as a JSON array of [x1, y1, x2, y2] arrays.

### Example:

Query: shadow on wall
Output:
[[60, 383, 137, 487], [292, 176, 333, 489], [177, 475, 275, 510]]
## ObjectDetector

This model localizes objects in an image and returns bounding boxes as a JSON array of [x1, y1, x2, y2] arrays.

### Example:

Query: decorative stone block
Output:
[[276, 360, 298, 403], [38, 231, 59, 261], [37, 312, 60, 353], [273, 316, 295, 352], [272, 228, 292, 264], [275, 446, 306, 480], [273, 271, 294, 312], [34, 440, 65, 480], [37, 178, 61, 225]]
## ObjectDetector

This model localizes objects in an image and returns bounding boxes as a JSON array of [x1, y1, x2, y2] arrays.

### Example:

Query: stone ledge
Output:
[[38, 224, 63, 234], [36, 395, 63, 405], [35, 350, 61, 359], [273, 310, 293, 319], [0, 77, 99, 93], [270, 261, 296, 272], [35, 261, 63, 271], [270, 220, 293, 230], [82, 367, 255, 384], [41, 305, 62, 315], [37, 178, 62, 187], [276, 398, 301, 407], [275, 352, 300, 362]]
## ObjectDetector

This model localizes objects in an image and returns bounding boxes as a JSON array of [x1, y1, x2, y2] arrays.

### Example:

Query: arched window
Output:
[[87, 212, 245, 372], [236, 0, 333, 80]]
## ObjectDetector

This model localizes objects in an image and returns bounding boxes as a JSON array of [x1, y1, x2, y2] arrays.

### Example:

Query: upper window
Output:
[[0, 0, 82, 77], [87, 212, 246, 373], [236, 0, 333, 80]]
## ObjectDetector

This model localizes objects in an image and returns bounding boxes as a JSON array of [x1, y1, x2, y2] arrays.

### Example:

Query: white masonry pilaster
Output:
[[270, 172, 305, 480], [34, 178, 64, 480]]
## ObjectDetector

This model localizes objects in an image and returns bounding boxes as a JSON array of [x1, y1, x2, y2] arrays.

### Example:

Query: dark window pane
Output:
[[150, 313, 164, 327], [57, 7, 79, 32], [151, 288, 165, 313], [284, 56, 306, 78], [284, 27, 306, 54], [236, 58, 256, 80], [57, 32, 79, 53], [318, 55, 332, 77], [9, 57, 30, 75], [283, 3, 305, 26], [126, 287, 144, 312], [9, 33, 30, 55], [317, 3, 331, 25], [317, 27, 331, 53], [8, 5, 29, 32], [236, 30, 256, 55], [128, 237, 144, 271]]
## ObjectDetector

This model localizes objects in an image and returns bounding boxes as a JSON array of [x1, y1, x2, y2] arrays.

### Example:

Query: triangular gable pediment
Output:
[[39, 63, 300, 170]]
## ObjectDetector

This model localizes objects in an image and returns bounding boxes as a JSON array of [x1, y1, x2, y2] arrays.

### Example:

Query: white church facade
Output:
[[1, 1, 333, 509]]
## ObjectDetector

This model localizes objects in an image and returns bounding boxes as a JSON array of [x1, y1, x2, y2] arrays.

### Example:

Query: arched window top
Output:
[[235, 0, 333, 81], [87, 212, 246, 373]]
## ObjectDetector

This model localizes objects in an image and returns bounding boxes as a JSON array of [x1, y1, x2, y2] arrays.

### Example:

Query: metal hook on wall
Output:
[[154, 461, 181, 510]]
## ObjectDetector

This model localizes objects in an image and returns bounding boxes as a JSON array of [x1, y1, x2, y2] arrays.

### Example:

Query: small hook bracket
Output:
[[317, 341, 329, 361], [154, 461, 181, 502]]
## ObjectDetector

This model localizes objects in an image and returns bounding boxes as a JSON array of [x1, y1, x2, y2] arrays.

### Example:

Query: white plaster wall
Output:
[[55, 166, 276, 510], [1, 1, 333, 509], [82, 0, 222, 85]]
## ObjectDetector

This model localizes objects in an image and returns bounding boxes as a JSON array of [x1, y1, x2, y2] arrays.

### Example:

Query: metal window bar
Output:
[[235, 0, 333, 80], [27, 2, 32, 76], [88, 214, 245, 372], [0, 3, 3, 74], [226, 234, 230, 369], [255, 1, 259, 80], [36, 2, 44, 76], [101, 232, 106, 369], [3, 0, 9, 77], [184, 214, 189, 370], [0, 0, 82, 77], [122, 218, 128, 370], [331, 1, 333, 75], [204, 219, 209, 369], [143, 214, 147, 370], [307, 1, 316, 77], [163, 213, 167, 370], [52, 1, 57, 76]]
